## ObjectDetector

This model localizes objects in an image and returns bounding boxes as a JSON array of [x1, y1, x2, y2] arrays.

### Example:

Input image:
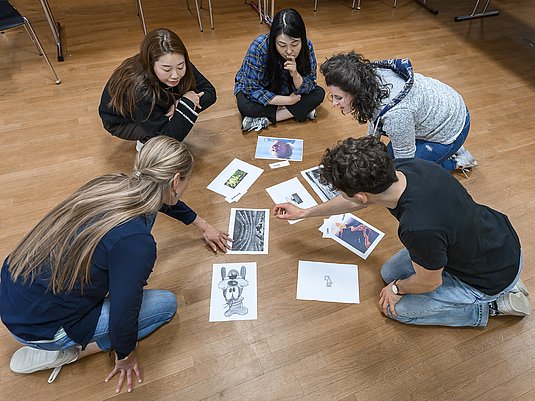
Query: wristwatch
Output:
[[391, 279, 403, 296]]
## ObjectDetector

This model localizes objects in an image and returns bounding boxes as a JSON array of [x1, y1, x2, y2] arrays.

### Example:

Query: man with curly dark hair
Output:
[[273, 136, 530, 327], [320, 51, 477, 173]]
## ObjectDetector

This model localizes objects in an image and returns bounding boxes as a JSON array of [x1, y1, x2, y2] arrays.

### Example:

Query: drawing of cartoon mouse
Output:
[[218, 266, 249, 317]]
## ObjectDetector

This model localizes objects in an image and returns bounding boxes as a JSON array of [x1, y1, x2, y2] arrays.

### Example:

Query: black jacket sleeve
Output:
[[192, 63, 217, 111]]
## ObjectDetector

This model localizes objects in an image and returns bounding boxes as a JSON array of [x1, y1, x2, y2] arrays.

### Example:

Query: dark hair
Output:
[[266, 8, 312, 93], [320, 136, 398, 196], [107, 28, 195, 120], [320, 51, 390, 124]]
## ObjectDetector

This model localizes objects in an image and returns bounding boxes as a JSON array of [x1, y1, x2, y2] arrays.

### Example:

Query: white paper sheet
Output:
[[269, 160, 290, 169], [300, 166, 340, 202], [227, 208, 270, 254], [209, 262, 257, 321], [207, 158, 263, 202], [297, 261, 359, 303], [265, 177, 318, 224]]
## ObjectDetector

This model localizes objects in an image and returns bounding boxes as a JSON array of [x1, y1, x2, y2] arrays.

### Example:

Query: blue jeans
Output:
[[13, 289, 177, 351], [380, 248, 522, 327], [387, 109, 471, 171]]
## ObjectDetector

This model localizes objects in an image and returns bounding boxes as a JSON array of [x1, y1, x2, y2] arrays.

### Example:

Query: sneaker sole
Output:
[[10, 347, 79, 374]]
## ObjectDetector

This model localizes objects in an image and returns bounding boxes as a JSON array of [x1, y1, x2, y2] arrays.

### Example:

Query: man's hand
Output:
[[105, 351, 142, 394], [273, 202, 307, 221], [379, 282, 402, 317]]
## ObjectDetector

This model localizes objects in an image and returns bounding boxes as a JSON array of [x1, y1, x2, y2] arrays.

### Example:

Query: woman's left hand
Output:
[[192, 216, 232, 253], [202, 224, 232, 253]]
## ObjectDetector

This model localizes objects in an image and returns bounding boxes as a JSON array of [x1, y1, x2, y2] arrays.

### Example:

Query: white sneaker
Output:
[[136, 140, 144, 152], [511, 277, 530, 296], [307, 109, 317, 120], [493, 292, 532, 317], [454, 146, 478, 169], [241, 116, 269, 132], [10, 346, 80, 383]]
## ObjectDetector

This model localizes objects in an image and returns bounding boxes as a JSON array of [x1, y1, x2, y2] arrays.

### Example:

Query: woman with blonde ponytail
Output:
[[0, 137, 230, 393]]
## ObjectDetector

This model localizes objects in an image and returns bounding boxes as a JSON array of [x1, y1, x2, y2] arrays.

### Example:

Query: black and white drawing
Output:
[[297, 261, 360, 304], [227, 208, 270, 254], [210, 262, 258, 321], [301, 166, 340, 202]]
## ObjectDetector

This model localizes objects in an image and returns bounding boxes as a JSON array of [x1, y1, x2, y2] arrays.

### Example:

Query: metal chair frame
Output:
[[0, 2, 61, 84]]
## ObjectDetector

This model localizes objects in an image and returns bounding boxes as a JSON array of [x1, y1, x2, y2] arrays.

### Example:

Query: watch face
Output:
[[392, 284, 399, 295]]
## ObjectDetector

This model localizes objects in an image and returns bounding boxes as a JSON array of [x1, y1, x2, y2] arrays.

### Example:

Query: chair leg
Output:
[[22, 18, 61, 84], [194, 0, 204, 31], [314, 0, 318, 12], [136, 0, 147, 35], [208, 0, 214, 29]]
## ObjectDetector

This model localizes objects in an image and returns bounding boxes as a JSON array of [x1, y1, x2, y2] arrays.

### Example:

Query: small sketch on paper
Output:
[[218, 266, 249, 317], [286, 192, 303, 205], [324, 275, 333, 288], [224, 169, 248, 189]]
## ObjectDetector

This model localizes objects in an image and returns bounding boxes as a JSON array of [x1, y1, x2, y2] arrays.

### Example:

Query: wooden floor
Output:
[[1, 0, 535, 399]]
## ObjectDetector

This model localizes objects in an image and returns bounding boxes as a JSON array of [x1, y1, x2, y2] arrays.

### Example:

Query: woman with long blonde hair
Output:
[[0, 137, 230, 393]]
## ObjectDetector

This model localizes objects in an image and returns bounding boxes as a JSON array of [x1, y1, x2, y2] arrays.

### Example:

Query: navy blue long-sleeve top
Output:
[[0, 201, 196, 359]]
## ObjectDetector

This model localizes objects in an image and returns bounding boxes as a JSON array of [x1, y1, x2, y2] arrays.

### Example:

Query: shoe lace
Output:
[[248, 118, 267, 132], [47, 348, 80, 384]]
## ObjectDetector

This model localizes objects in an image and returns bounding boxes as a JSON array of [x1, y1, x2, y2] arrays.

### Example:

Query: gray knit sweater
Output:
[[368, 68, 467, 159]]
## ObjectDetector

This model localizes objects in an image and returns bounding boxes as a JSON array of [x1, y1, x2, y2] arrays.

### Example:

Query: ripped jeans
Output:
[[388, 109, 471, 171]]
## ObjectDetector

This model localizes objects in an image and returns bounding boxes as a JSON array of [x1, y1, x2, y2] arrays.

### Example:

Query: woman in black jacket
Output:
[[99, 28, 216, 150]]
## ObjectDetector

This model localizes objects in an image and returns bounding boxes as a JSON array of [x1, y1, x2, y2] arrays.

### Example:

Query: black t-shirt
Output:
[[389, 159, 520, 295]]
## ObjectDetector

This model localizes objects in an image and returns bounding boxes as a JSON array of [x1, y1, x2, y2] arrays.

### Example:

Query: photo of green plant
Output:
[[224, 169, 248, 188]]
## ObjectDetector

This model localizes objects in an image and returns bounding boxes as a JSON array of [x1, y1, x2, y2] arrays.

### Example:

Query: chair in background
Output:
[[0, 1, 60, 84], [186, 0, 214, 32], [313, 0, 362, 12], [135, 0, 147, 35]]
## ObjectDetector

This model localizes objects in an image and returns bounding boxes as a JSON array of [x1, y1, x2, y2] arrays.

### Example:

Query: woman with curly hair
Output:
[[99, 28, 216, 151], [234, 8, 325, 132], [320, 51, 477, 172]]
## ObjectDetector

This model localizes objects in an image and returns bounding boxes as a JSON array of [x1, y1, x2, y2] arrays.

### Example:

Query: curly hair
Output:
[[320, 136, 398, 197], [320, 51, 390, 124]]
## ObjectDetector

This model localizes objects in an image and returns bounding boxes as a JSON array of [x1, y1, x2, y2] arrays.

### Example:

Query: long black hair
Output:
[[266, 8, 311, 93]]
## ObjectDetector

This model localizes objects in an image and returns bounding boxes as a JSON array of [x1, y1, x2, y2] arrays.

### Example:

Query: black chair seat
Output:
[[0, 2, 24, 31]]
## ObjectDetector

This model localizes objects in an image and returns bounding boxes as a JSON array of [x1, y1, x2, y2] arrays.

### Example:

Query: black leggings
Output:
[[236, 86, 325, 124]]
